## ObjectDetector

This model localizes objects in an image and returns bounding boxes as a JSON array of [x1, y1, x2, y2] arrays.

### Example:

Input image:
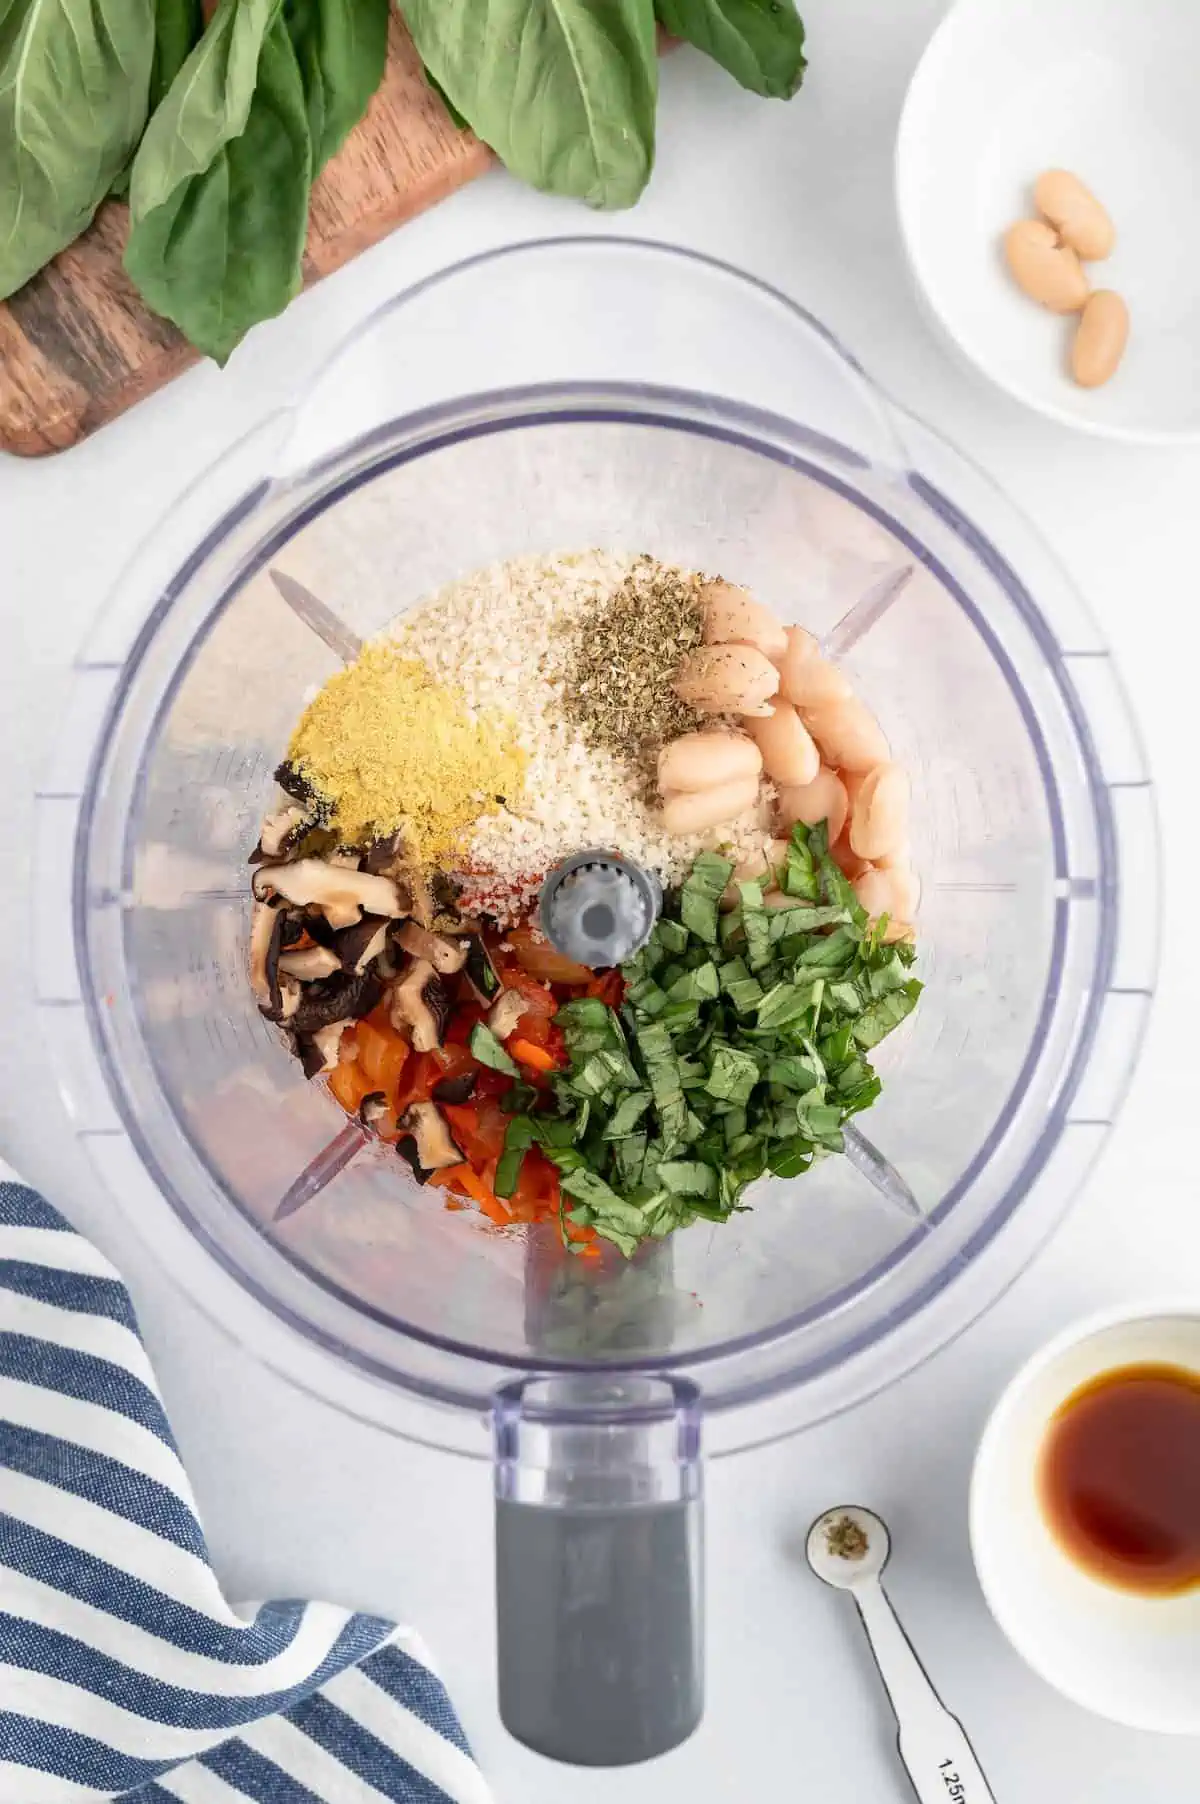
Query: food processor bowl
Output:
[[34, 240, 1157, 1764]]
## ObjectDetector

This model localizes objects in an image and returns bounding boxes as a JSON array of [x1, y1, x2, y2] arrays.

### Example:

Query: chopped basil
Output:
[[491, 825, 919, 1258], [680, 851, 733, 944], [494, 1116, 537, 1198], [469, 1021, 520, 1076]]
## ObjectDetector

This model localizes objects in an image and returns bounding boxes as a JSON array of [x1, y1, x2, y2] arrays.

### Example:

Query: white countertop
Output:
[[4, 2, 1200, 1798]]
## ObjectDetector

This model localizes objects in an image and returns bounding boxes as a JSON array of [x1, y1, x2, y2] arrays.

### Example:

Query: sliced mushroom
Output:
[[397, 920, 468, 975], [295, 1019, 352, 1078], [249, 900, 284, 1009], [275, 975, 303, 1023], [463, 935, 501, 1006], [252, 858, 403, 930], [363, 832, 403, 876], [328, 848, 363, 871], [432, 1071, 478, 1105], [301, 907, 337, 948], [279, 945, 342, 981], [290, 968, 383, 1036], [395, 1102, 462, 1183], [487, 989, 527, 1042], [389, 959, 451, 1052], [274, 760, 325, 814], [248, 805, 310, 865], [359, 1091, 397, 1136], [279, 913, 310, 950], [335, 913, 391, 975]]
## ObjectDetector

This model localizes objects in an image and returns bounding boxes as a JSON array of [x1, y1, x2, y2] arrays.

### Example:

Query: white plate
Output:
[[896, 0, 1200, 442], [971, 1304, 1200, 1732]]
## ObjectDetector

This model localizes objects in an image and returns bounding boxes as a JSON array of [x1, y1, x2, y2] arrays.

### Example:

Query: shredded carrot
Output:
[[439, 1162, 511, 1225], [509, 1037, 557, 1073]]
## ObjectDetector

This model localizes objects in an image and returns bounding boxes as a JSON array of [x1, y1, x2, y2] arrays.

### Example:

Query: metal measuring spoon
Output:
[[806, 1506, 998, 1804]]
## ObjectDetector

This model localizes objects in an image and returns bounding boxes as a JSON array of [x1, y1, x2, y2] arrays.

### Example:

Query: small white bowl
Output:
[[971, 1304, 1200, 1732], [896, 0, 1200, 442]]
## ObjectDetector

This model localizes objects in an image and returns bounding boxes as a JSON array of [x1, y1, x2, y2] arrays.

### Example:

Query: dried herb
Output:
[[564, 557, 708, 782], [825, 1514, 870, 1561]]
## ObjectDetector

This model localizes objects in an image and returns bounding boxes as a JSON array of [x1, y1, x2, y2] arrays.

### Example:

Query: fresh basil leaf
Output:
[[680, 851, 733, 944], [769, 903, 848, 941], [112, 0, 200, 199], [667, 961, 720, 1005], [654, 918, 690, 956], [626, 976, 669, 1017], [852, 980, 923, 1049], [718, 957, 763, 1015], [766, 1053, 819, 1092], [656, 1160, 718, 1200], [285, 0, 389, 173], [769, 1135, 814, 1179], [423, 63, 470, 129], [494, 1116, 536, 1198], [125, 4, 312, 361], [561, 1170, 645, 1229], [657, 0, 805, 98], [756, 982, 812, 1032], [612, 1131, 648, 1187], [469, 1021, 521, 1076], [153, 0, 204, 107], [819, 850, 867, 924], [826, 979, 862, 1016], [399, 0, 657, 208], [602, 1091, 653, 1139], [130, 0, 276, 219], [0, 0, 156, 297], [783, 823, 821, 900], [798, 925, 858, 969], [738, 880, 773, 971], [556, 997, 613, 1035], [705, 1043, 759, 1106]]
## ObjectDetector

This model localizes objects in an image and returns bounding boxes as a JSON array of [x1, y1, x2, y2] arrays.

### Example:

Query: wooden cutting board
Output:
[[0, 16, 492, 458]]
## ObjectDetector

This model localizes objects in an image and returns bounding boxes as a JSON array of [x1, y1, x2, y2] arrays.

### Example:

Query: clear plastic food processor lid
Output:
[[35, 238, 1156, 1453]]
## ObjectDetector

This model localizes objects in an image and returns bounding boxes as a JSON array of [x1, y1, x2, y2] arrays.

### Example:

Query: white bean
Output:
[[804, 697, 890, 772], [1034, 169, 1115, 261], [1071, 290, 1129, 389], [746, 700, 820, 787], [832, 834, 870, 881], [886, 863, 921, 920], [777, 626, 851, 708], [853, 863, 921, 925], [658, 731, 762, 795], [852, 867, 893, 917], [775, 766, 848, 845], [849, 763, 910, 862], [1004, 219, 1089, 314], [675, 645, 781, 717], [661, 776, 760, 835], [701, 581, 788, 661]]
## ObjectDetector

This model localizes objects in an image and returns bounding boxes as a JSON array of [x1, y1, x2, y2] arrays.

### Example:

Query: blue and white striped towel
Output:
[[0, 1171, 493, 1804]]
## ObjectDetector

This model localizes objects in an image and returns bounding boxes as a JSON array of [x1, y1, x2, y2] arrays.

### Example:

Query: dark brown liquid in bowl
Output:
[[1039, 1362, 1200, 1595]]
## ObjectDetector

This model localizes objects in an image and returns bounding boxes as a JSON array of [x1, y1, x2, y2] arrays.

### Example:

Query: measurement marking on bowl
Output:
[[274, 1124, 365, 1221], [822, 565, 914, 658], [269, 569, 364, 664], [934, 882, 1017, 893]]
